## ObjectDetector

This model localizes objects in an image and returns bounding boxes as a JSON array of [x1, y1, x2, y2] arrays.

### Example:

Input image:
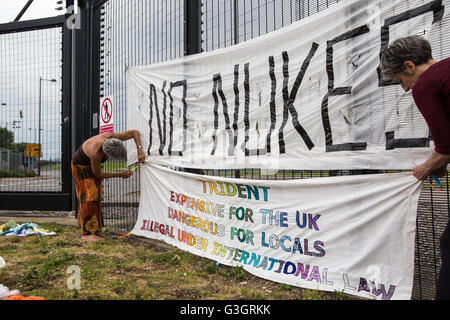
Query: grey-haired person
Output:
[[380, 35, 450, 300], [71, 130, 145, 241]]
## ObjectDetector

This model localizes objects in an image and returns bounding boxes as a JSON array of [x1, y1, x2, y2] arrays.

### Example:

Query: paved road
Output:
[[0, 216, 78, 227], [0, 169, 62, 192], [0, 168, 140, 202]]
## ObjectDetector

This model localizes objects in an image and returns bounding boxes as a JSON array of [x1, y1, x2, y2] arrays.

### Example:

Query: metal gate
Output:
[[0, 14, 72, 211]]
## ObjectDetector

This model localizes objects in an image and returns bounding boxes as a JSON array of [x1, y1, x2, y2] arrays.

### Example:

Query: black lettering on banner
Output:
[[266, 56, 277, 153], [168, 80, 187, 156], [233, 64, 240, 150], [211, 75, 219, 155], [278, 43, 318, 154], [241, 63, 268, 156], [385, 132, 430, 150], [160, 81, 168, 155], [242, 63, 263, 156], [378, 0, 444, 87], [211, 73, 234, 156], [378, 0, 443, 150], [321, 25, 370, 152], [148, 83, 164, 156]]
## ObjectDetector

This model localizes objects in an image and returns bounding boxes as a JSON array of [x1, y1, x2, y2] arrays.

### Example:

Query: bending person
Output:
[[380, 35, 450, 300], [71, 130, 145, 241]]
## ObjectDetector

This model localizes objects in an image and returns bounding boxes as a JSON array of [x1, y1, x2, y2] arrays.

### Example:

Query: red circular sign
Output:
[[101, 98, 113, 124]]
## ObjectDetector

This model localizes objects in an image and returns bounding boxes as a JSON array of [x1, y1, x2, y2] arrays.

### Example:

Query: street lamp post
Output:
[[0, 104, 6, 128], [38, 77, 57, 176]]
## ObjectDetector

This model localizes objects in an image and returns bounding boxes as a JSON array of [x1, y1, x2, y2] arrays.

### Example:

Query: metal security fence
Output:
[[0, 13, 72, 210], [0, 26, 63, 192], [201, 0, 341, 51], [94, 0, 186, 231], [89, 0, 449, 300]]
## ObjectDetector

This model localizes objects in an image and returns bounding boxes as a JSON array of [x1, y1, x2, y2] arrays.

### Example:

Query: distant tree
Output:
[[10, 142, 26, 154], [0, 127, 14, 149]]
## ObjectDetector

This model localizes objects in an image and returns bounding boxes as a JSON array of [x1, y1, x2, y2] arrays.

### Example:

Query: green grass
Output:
[[0, 222, 354, 300]]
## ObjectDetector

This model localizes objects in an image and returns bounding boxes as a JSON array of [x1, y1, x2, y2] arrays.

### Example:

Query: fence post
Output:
[[183, 0, 203, 175], [70, 0, 87, 210], [184, 0, 202, 56]]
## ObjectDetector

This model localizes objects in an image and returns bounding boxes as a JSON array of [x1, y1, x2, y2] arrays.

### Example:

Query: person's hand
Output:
[[120, 170, 133, 179], [412, 163, 430, 181], [412, 151, 450, 181], [412, 164, 430, 180], [138, 148, 145, 164]]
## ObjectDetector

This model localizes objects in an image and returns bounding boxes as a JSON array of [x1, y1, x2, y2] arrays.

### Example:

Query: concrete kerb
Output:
[[0, 210, 78, 227]]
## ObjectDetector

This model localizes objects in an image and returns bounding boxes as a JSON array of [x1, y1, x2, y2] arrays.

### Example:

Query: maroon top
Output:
[[412, 57, 450, 155]]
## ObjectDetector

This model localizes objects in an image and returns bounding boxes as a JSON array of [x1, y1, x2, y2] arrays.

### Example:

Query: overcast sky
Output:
[[0, 0, 63, 24]]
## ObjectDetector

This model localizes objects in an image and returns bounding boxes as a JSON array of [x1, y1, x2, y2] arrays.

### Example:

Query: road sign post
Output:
[[25, 143, 42, 158]]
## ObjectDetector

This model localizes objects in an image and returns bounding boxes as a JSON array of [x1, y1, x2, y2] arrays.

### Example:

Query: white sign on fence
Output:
[[131, 164, 422, 300]]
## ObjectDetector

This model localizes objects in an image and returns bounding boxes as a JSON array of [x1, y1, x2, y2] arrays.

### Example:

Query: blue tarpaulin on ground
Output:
[[0, 221, 56, 237]]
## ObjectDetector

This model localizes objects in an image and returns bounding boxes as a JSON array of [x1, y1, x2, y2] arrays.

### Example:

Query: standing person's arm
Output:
[[412, 80, 450, 180], [413, 150, 450, 180], [90, 156, 133, 180]]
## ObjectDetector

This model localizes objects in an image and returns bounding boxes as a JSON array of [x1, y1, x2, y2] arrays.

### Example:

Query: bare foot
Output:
[[81, 235, 104, 242]]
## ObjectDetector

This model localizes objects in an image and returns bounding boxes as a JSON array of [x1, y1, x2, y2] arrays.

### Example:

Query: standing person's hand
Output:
[[412, 163, 430, 181], [120, 170, 133, 179], [412, 151, 450, 181]]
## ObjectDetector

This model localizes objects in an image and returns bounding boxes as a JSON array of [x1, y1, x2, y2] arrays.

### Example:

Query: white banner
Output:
[[131, 165, 423, 300], [126, 0, 449, 170]]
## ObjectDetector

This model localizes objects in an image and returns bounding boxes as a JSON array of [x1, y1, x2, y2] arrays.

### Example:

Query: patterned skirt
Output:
[[71, 162, 103, 236]]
